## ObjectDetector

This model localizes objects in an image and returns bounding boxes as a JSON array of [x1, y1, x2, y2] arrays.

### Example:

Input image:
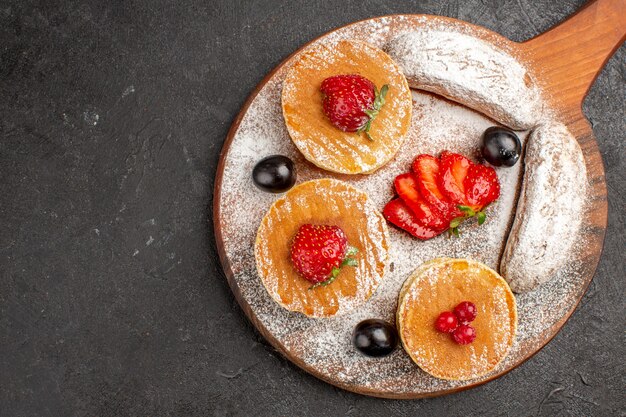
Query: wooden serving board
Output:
[[213, 0, 625, 398]]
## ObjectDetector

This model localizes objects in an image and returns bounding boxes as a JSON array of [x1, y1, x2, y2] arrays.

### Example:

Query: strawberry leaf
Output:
[[458, 205, 476, 217], [308, 248, 359, 290], [477, 211, 486, 225], [373, 84, 388, 110], [308, 270, 339, 290], [343, 258, 358, 267], [449, 216, 465, 229], [357, 84, 390, 142]]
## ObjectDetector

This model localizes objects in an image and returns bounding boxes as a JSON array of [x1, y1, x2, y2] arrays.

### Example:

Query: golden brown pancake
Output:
[[397, 258, 517, 381], [281, 40, 412, 174], [255, 179, 389, 317]]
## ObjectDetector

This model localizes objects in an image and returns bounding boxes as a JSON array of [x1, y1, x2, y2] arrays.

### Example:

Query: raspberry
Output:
[[434, 311, 459, 333], [452, 324, 476, 345], [453, 301, 477, 324]]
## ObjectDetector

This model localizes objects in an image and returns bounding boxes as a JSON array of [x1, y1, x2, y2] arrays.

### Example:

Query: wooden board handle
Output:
[[522, 0, 626, 115]]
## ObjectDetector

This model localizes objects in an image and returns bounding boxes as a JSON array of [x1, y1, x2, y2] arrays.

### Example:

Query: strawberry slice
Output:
[[394, 173, 447, 231], [464, 164, 501, 209], [438, 151, 472, 205], [412, 154, 462, 224], [383, 199, 444, 240]]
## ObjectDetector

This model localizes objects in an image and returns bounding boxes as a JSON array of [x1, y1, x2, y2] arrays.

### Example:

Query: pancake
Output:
[[255, 179, 390, 318], [501, 122, 586, 293], [385, 30, 542, 130], [281, 40, 412, 174], [397, 258, 517, 381]]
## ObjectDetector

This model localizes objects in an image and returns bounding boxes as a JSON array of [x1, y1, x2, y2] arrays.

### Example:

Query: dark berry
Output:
[[352, 319, 398, 357], [435, 311, 459, 333], [252, 155, 296, 193], [453, 301, 477, 324], [452, 324, 476, 345], [481, 127, 522, 167]]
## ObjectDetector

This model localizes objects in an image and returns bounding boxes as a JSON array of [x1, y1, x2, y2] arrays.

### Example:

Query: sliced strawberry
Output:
[[412, 154, 448, 212], [464, 164, 501, 209], [412, 154, 462, 224], [394, 173, 447, 231], [438, 151, 472, 205], [383, 199, 444, 240]]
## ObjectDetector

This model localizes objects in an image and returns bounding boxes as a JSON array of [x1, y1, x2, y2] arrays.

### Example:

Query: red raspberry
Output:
[[452, 324, 476, 345], [434, 311, 459, 333], [453, 301, 477, 324]]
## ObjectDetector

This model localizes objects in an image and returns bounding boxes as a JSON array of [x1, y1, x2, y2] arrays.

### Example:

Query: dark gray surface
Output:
[[1, 0, 624, 415]]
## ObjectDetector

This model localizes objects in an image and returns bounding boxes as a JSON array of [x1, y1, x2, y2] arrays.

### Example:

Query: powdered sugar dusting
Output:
[[216, 15, 591, 396], [501, 121, 587, 292], [386, 30, 544, 129]]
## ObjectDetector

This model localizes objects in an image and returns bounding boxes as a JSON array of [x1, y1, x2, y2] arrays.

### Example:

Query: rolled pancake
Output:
[[386, 30, 543, 130], [501, 122, 586, 292]]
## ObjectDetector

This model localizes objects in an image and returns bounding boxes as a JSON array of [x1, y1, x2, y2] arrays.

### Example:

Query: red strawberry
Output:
[[463, 164, 500, 209], [394, 173, 447, 231], [438, 151, 471, 205], [412, 154, 462, 223], [383, 199, 444, 240], [320, 74, 388, 140], [290, 224, 358, 289]]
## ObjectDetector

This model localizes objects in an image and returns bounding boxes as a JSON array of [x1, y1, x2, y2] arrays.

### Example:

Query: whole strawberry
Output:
[[290, 224, 358, 289], [320, 74, 388, 140]]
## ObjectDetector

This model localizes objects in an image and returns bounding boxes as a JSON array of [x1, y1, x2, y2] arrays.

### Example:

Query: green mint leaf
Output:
[[477, 211, 486, 225]]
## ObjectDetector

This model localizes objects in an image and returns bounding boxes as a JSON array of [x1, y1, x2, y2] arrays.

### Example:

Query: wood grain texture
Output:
[[214, 0, 622, 398], [522, 0, 626, 119]]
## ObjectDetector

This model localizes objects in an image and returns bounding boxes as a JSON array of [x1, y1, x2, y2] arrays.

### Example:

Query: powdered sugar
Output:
[[501, 121, 587, 292], [386, 30, 544, 129], [216, 15, 591, 396]]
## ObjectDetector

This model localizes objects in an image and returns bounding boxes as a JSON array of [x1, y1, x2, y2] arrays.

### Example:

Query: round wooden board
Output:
[[213, 7, 620, 398]]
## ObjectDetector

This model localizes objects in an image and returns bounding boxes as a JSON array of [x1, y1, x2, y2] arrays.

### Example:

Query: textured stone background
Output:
[[1, 0, 624, 415]]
